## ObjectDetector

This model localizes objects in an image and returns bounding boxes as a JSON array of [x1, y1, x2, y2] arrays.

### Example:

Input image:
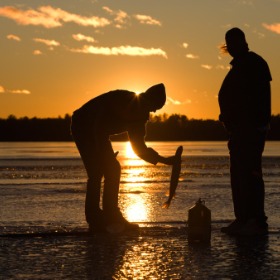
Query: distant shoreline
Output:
[[1, 114, 280, 141]]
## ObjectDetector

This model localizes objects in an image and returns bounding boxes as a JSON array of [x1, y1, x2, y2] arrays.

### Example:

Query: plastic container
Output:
[[187, 198, 211, 243]]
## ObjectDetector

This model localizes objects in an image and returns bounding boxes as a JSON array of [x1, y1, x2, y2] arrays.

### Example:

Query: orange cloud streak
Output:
[[0, 5, 110, 28]]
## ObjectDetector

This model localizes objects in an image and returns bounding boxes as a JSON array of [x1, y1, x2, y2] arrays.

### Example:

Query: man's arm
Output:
[[128, 124, 175, 165]]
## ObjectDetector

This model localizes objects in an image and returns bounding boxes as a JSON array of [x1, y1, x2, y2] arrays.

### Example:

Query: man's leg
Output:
[[79, 141, 103, 227], [245, 130, 267, 227], [228, 134, 249, 222], [236, 132, 268, 235], [71, 119, 104, 228], [223, 130, 268, 235], [102, 140, 121, 217], [102, 151, 121, 213], [102, 140, 139, 232], [221, 135, 247, 234]]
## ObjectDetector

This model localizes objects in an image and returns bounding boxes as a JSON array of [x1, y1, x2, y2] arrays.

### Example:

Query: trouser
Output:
[[71, 114, 121, 224], [228, 128, 267, 226]]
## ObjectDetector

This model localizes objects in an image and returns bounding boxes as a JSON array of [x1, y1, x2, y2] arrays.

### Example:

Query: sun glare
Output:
[[125, 141, 137, 159], [125, 196, 148, 222], [127, 168, 146, 183], [124, 141, 144, 166]]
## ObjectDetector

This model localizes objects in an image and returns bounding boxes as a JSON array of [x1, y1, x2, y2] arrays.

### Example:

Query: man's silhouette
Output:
[[71, 83, 175, 233], [218, 28, 272, 235]]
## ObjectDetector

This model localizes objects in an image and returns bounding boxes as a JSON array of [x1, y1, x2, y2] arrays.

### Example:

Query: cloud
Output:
[[9, 89, 31, 95], [216, 64, 228, 70], [186, 53, 199, 59], [0, 87, 31, 94], [167, 97, 191, 105], [134, 14, 161, 26], [103, 6, 128, 28], [0, 6, 61, 28], [72, 33, 95, 43], [167, 97, 182, 105], [201, 64, 213, 70], [253, 30, 265, 39], [0, 5, 110, 28], [70, 45, 167, 58], [7, 34, 21, 41], [33, 50, 42, 55], [103, 6, 161, 28], [34, 38, 60, 47], [263, 23, 280, 34]]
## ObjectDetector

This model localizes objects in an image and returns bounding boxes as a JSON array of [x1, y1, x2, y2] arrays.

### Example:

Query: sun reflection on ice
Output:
[[125, 195, 148, 222], [122, 141, 151, 222], [124, 141, 144, 166]]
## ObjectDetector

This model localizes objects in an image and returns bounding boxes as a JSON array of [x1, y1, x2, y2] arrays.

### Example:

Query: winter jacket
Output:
[[72, 90, 160, 164], [218, 51, 272, 132]]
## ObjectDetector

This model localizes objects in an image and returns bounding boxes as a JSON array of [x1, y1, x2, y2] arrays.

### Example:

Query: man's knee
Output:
[[87, 177, 101, 185], [104, 159, 121, 178]]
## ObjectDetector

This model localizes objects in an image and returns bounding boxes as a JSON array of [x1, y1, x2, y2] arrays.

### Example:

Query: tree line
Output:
[[1, 114, 280, 141]]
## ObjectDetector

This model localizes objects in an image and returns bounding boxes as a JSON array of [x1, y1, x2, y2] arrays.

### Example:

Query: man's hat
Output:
[[225, 27, 247, 43], [142, 83, 166, 109]]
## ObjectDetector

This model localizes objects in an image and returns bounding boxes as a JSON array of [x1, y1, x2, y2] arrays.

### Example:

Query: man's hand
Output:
[[158, 155, 176, 165]]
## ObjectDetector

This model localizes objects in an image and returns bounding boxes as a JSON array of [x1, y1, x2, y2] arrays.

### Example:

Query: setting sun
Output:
[[1, 2, 279, 120]]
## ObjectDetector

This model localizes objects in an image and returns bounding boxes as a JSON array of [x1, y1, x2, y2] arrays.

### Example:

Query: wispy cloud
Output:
[[103, 6, 128, 28], [134, 14, 161, 26], [34, 38, 60, 47], [72, 33, 96, 43], [263, 23, 280, 34], [102, 6, 161, 28], [186, 53, 199, 59], [201, 64, 213, 70], [216, 64, 229, 70], [33, 50, 42, 55], [0, 5, 110, 28], [7, 34, 21, 41], [0, 86, 31, 94], [0, 6, 61, 28], [167, 97, 181, 105], [9, 89, 31, 95], [167, 97, 191, 105], [70, 45, 167, 58]]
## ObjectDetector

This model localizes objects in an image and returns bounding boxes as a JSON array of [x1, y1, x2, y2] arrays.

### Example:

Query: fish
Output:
[[162, 145, 183, 208]]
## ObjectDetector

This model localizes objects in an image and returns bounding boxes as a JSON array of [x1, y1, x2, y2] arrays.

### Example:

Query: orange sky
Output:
[[0, 1, 279, 120]]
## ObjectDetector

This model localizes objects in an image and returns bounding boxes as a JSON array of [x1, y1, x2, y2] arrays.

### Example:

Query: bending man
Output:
[[71, 83, 175, 233]]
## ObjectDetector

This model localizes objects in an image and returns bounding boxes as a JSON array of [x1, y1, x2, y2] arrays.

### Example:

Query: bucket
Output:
[[187, 198, 211, 243]]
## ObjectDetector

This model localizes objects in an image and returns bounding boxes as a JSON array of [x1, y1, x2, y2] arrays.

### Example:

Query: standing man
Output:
[[218, 28, 272, 236], [71, 83, 175, 233]]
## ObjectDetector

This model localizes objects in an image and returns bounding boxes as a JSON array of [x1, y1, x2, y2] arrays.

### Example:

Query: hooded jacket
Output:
[[72, 84, 166, 164]]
